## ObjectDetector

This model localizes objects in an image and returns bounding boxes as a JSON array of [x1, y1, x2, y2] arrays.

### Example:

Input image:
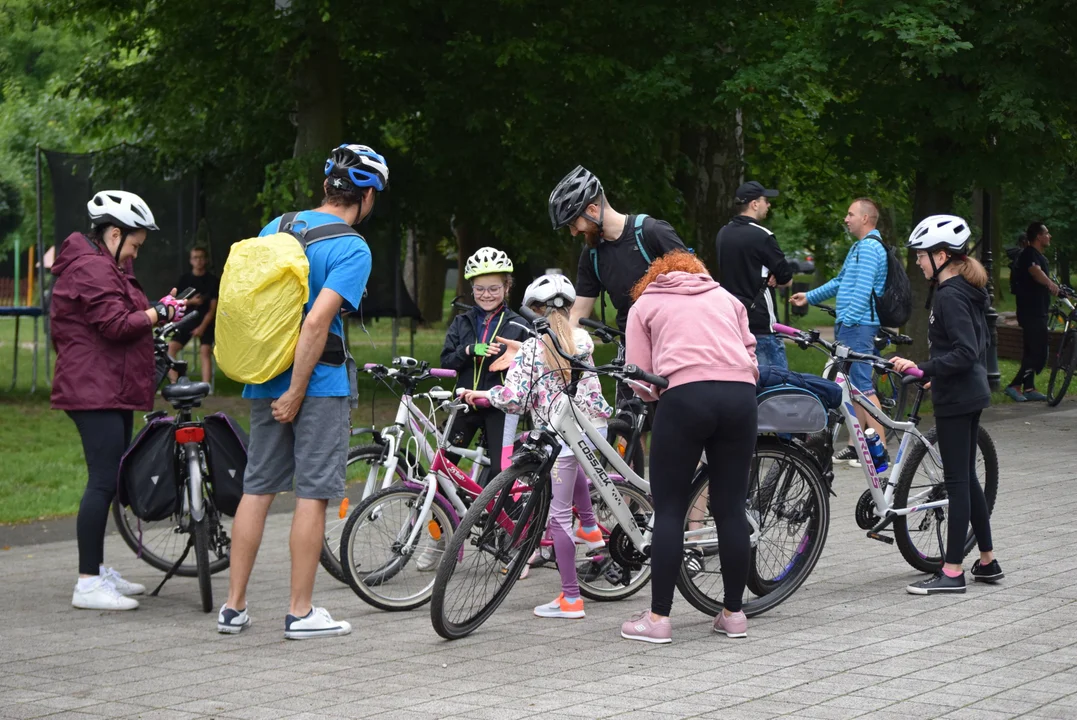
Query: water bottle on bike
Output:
[[864, 428, 889, 472]]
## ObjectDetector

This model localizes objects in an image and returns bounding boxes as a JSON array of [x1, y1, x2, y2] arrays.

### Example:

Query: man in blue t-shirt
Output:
[[219, 144, 388, 640]]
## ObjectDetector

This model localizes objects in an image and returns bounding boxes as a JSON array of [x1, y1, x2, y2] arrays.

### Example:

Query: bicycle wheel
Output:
[[339, 485, 458, 611], [604, 419, 645, 477], [577, 480, 653, 602], [893, 425, 999, 573], [320, 444, 415, 584], [430, 463, 551, 640], [676, 440, 830, 618], [111, 500, 232, 577], [192, 515, 213, 613], [1047, 332, 1076, 407]]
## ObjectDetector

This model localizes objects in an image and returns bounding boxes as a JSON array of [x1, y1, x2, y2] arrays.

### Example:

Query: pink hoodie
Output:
[[626, 271, 758, 394]]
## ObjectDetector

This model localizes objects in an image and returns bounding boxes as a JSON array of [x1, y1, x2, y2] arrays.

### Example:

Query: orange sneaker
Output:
[[534, 593, 585, 619], [574, 526, 605, 551]]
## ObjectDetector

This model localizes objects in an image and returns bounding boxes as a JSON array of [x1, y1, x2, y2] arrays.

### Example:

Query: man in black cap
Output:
[[716, 181, 794, 368]]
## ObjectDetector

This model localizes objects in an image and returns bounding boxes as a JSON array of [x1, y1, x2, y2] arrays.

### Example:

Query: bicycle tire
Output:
[[320, 444, 415, 584], [339, 485, 458, 611], [893, 424, 999, 573], [1047, 332, 1076, 407], [193, 515, 213, 613], [430, 463, 551, 640], [577, 480, 653, 602], [675, 439, 830, 618], [111, 500, 232, 577], [605, 419, 646, 477]]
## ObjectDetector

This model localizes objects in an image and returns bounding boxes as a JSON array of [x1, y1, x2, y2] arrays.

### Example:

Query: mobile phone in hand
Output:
[[177, 287, 197, 300]]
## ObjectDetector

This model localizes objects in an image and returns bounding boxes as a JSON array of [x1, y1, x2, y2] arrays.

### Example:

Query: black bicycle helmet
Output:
[[548, 165, 603, 230]]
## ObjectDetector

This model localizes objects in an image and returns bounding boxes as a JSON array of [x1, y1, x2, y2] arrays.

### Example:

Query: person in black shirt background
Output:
[[1005, 222, 1060, 402], [548, 165, 687, 408], [716, 181, 793, 368], [168, 246, 218, 385]]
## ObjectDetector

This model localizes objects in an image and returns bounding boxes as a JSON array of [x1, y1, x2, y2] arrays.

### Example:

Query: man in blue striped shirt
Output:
[[793, 198, 889, 464]]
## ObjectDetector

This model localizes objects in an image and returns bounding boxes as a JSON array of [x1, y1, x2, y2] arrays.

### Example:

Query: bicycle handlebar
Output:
[[772, 323, 924, 379], [429, 368, 457, 379], [158, 310, 201, 339], [578, 317, 625, 343]]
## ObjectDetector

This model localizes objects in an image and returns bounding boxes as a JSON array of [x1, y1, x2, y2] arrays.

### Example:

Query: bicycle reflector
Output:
[[339, 498, 350, 519], [174, 426, 205, 444]]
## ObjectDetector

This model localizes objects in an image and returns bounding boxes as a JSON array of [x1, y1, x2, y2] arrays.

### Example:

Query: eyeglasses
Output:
[[473, 284, 504, 296]]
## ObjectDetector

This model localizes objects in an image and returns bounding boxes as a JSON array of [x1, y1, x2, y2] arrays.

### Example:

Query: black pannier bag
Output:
[[202, 413, 248, 517], [118, 416, 179, 522]]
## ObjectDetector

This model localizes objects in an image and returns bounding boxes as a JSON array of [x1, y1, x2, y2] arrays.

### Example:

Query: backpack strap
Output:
[[278, 212, 359, 247], [633, 213, 652, 263]]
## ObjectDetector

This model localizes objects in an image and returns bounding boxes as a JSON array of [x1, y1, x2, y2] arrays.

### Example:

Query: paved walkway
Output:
[[3, 402, 1077, 720]]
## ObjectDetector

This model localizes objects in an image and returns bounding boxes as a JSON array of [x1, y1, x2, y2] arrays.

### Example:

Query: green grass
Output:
[[0, 283, 1071, 525]]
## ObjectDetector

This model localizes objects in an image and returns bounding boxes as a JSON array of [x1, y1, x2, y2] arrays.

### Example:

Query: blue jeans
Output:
[[834, 323, 878, 393], [754, 334, 788, 370]]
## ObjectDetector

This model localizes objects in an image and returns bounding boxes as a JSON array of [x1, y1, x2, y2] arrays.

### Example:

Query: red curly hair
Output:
[[630, 250, 710, 302]]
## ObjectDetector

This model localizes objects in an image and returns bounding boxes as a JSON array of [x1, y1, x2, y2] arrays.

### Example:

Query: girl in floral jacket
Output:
[[461, 274, 612, 619]]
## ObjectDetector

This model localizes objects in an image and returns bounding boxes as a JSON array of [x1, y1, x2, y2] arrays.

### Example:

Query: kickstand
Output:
[[150, 535, 195, 597]]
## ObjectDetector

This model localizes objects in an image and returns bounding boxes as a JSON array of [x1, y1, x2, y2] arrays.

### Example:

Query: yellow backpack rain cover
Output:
[[214, 232, 310, 384]]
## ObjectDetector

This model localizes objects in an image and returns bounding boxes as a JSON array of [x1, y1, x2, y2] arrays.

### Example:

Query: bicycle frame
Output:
[[824, 348, 947, 524]]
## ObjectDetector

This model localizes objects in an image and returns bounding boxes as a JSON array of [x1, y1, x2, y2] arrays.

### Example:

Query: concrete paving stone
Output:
[[937, 708, 1021, 720]]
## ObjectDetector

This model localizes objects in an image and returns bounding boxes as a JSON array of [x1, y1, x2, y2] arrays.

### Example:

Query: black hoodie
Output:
[[918, 274, 991, 417]]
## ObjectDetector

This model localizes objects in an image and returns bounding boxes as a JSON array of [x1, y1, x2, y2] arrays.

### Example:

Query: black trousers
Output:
[[445, 406, 507, 485], [935, 410, 993, 565], [67, 410, 134, 575], [648, 381, 758, 615], [1008, 313, 1049, 390]]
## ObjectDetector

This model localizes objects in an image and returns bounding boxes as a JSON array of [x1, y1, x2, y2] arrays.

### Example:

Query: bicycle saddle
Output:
[[162, 378, 211, 402]]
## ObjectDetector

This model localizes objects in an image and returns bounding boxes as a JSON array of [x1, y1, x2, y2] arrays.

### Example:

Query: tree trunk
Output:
[[452, 217, 483, 317], [405, 225, 447, 325], [907, 172, 955, 360], [292, 36, 343, 200], [675, 113, 744, 272]]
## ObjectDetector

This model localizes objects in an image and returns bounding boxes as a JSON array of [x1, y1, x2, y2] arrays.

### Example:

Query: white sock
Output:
[[76, 577, 98, 592]]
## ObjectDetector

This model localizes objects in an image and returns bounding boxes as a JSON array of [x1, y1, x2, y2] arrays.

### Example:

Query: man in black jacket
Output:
[[716, 181, 794, 368]]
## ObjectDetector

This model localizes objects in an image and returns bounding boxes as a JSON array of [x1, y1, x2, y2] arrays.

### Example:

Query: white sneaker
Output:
[[284, 607, 351, 640], [217, 604, 252, 634], [72, 576, 139, 611], [415, 537, 445, 572], [100, 567, 146, 596]]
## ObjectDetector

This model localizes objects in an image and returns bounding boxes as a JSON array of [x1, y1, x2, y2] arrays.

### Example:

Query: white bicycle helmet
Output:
[[907, 215, 970, 253], [87, 190, 159, 231], [464, 247, 513, 280], [523, 273, 576, 309]]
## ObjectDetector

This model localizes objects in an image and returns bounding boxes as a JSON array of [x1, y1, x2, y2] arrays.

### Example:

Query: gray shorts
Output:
[[244, 397, 350, 500]]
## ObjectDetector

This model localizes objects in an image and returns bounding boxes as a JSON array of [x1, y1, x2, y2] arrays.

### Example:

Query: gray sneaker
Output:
[[906, 571, 966, 595]]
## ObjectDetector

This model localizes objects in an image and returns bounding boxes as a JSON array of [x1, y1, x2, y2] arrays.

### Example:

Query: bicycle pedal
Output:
[[866, 531, 894, 545]]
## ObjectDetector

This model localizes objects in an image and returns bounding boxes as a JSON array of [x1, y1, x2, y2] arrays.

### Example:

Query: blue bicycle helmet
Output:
[[324, 144, 390, 192]]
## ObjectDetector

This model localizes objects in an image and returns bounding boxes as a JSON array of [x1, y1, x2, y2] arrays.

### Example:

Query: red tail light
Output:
[[175, 426, 205, 444]]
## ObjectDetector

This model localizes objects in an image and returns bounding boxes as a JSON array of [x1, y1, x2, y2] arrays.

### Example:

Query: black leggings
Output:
[[935, 410, 993, 565], [1008, 314, 1049, 390], [445, 406, 507, 485], [68, 410, 134, 575], [649, 381, 758, 616]]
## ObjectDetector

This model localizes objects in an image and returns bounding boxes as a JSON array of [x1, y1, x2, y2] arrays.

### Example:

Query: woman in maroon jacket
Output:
[[51, 190, 186, 611]]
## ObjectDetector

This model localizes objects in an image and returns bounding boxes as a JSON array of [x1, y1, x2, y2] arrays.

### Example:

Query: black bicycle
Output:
[[110, 311, 233, 613], [812, 304, 913, 420], [1047, 285, 1077, 406]]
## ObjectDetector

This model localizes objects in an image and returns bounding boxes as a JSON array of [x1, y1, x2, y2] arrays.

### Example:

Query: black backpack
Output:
[[866, 237, 912, 328]]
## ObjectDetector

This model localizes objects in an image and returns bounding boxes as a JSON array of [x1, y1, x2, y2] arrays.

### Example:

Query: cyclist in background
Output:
[[51, 190, 185, 611], [460, 274, 612, 620], [891, 215, 1003, 595], [441, 247, 530, 480], [621, 250, 758, 643]]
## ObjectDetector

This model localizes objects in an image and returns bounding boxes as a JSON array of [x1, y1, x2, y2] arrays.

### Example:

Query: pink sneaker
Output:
[[713, 610, 747, 638], [620, 609, 672, 644]]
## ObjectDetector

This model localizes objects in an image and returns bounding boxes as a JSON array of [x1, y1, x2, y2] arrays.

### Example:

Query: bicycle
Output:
[[813, 303, 913, 420], [110, 310, 233, 613], [1046, 286, 1076, 406], [772, 322, 1000, 573], [429, 309, 824, 640], [319, 357, 482, 584], [335, 360, 505, 609]]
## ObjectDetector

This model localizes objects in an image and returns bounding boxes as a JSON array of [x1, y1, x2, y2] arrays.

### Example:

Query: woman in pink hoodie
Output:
[[619, 251, 759, 644]]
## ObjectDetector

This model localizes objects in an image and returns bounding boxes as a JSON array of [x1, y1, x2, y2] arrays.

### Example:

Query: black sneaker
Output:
[[906, 571, 966, 595], [833, 446, 861, 468], [970, 559, 1004, 583]]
